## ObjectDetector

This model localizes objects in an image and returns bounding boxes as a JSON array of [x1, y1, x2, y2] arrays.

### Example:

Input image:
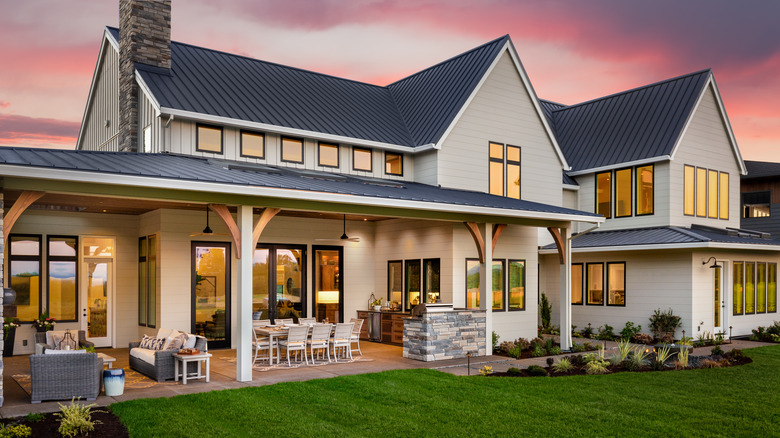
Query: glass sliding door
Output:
[[314, 246, 342, 323], [253, 244, 306, 323], [192, 242, 231, 349]]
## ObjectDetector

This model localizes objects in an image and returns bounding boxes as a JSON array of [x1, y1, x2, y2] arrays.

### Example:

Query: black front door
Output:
[[192, 242, 231, 349]]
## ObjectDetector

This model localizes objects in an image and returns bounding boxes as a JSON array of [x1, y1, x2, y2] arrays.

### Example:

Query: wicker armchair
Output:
[[129, 335, 207, 382], [34, 330, 94, 354], [29, 352, 103, 403]]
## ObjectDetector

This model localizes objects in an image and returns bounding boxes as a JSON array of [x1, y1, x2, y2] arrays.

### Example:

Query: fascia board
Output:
[[567, 156, 670, 177]]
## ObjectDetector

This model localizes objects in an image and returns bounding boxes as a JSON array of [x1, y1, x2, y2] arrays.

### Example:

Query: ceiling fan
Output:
[[190, 206, 230, 237], [315, 214, 360, 242]]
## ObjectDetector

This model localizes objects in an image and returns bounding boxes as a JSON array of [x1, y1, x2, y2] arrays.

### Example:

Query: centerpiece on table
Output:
[[32, 312, 56, 333]]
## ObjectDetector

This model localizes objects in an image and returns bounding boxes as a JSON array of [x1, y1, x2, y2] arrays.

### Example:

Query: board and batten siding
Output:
[[78, 44, 120, 151], [437, 51, 564, 206], [670, 84, 742, 229], [138, 89, 162, 153], [9, 211, 139, 354], [162, 119, 412, 181]]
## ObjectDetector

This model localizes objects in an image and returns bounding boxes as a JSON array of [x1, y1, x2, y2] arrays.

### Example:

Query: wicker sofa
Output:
[[34, 330, 94, 354], [29, 351, 103, 403], [129, 331, 207, 382]]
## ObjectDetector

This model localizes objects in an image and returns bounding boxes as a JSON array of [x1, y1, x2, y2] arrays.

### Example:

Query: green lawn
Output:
[[111, 345, 780, 437]]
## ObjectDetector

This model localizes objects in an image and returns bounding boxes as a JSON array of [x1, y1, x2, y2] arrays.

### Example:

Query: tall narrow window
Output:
[[318, 142, 339, 168], [47, 236, 78, 321], [506, 145, 521, 199], [281, 137, 304, 163], [196, 124, 222, 153], [241, 131, 264, 158], [508, 260, 525, 311], [489, 142, 504, 196], [745, 262, 755, 314], [571, 263, 583, 305], [696, 167, 707, 217], [615, 168, 632, 217], [492, 260, 505, 311], [423, 258, 441, 303], [138, 235, 157, 327], [387, 261, 403, 306], [586, 263, 604, 305], [708, 169, 718, 218], [757, 262, 767, 313], [607, 262, 626, 306], [143, 125, 152, 153], [9, 235, 42, 322], [636, 165, 654, 215], [596, 172, 612, 218], [465, 259, 480, 308], [684, 165, 695, 216], [719, 172, 729, 219], [733, 262, 744, 315], [404, 259, 421, 311], [769, 263, 777, 313], [385, 152, 403, 176], [353, 147, 372, 171]]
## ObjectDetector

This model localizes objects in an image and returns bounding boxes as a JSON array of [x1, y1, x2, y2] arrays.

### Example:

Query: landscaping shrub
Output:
[[479, 365, 494, 376], [700, 358, 721, 368], [0, 424, 31, 438], [625, 347, 649, 371], [728, 349, 745, 361], [615, 339, 633, 362], [499, 341, 516, 354], [659, 333, 674, 344], [583, 342, 598, 351], [506, 367, 522, 376], [544, 338, 556, 352], [619, 321, 642, 341], [571, 342, 586, 353], [507, 345, 522, 359], [711, 345, 724, 356], [552, 358, 573, 373], [580, 325, 595, 339], [649, 308, 681, 340], [529, 337, 545, 350], [631, 333, 654, 345], [539, 293, 552, 330], [492, 331, 500, 352], [546, 357, 555, 367], [22, 413, 44, 424], [585, 360, 610, 375], [652, 345, 674, 371], [548, 346, 562, 356], [531, 345, 546, 357], [515, 338, 530, 351], [527, 365, 548, 377], [55, 398, 105, 438], [675, 347, 690, 369], [696, 331, 714, 346]]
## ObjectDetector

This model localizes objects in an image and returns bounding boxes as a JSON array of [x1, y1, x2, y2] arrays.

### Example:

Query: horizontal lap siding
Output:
[[437, 52, 563, 206], [80, 45, 120, 151]]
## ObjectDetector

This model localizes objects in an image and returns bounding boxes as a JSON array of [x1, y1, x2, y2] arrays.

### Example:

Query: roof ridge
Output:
[[553, 69, 712, 113], [385, 35, 509, 88], [539, 98, 567, 107]]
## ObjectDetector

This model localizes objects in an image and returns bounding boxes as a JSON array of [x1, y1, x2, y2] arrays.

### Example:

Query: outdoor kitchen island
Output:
[[356, 310, 410, 345], [403, 304, 487, 361]]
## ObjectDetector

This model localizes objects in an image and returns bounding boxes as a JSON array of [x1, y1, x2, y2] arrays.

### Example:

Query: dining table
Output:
[[254, 323, 333, 365]]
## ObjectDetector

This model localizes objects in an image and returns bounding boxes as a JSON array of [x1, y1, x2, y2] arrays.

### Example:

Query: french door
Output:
[[313, 246, 343, 323], [80, 237, 115, 348], [252, 244, 306, 323], [192, 242, 231, 349]]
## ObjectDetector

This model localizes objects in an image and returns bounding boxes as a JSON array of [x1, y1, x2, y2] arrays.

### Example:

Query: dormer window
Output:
[[281, 137, 304, 164], [240, 131, 264, 159], [385, 152, 403, 176], [353, 147, 372, 171], [196, 124, 223, 154], [318, 142, 339, 168]]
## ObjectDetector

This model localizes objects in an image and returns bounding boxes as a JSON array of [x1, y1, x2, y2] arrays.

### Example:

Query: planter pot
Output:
[[373, 305, 381, 311], [3, 327, 16, 357], [35, 327, 49, 333], [103, 368, 125, 396], [2, 288, 16, 306]]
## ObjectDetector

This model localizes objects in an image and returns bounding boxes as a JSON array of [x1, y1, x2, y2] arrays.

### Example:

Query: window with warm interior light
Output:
[[492, 260, 505, 311], [9, 235, 42, 322], [281, 137, 304, 163], [732, 261, 778, 315], [506, 145, 521, 199], [387, 261, 403, 306], [196, 124, 222, 153], [404, 259, 421, 311], [138, 235, 157, 327], [636, 165, 654, 215], [719, 172, 729, 219], [742, 191, 770, 218], [353, 147, 372, 171], [508, 260, 525, 311], [241, 131, 264, 158], [318, 142, 339, 168], [607, 262, 626, 306], [708, 169, 718, 218], [696, 167, 707, 217], [571, 263, 583, 305], [615, 168, 632, 217], [733, 262, 744, 315], [423, 259, 441, 304], [685, 164, 729, 219], [684, 165, 695, 215], [385, 152, 403, 176], [465, 259, 480, 308], [489, 142, 504, 196], [596, 172, 611, 218], [586, 263, 604, 305], [47, 236, 78, 321]]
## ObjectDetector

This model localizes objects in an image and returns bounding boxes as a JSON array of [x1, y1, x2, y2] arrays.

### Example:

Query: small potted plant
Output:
[[32, 312, 56, 333], [372, 298, 382, 311]]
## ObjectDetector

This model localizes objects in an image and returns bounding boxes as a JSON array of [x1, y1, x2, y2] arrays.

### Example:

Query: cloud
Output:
[[0, 101, 9, 109], [0, 114, 78, 148]]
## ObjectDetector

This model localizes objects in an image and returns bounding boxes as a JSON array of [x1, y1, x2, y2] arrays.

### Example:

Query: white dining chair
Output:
[[277, 318, 294, 325], [308, 324, 332, 364], [299, 317, 316, 325], [277, 325, 309, 366], [330, 322, 354, 362], [252, 327, 275, 365], [349, 318, 364, 356]]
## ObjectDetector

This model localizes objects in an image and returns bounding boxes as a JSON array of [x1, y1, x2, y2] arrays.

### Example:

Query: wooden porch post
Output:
[[478, 222, 493, 355], [235, 205, 254, 382], [559, 226, 573, 351]]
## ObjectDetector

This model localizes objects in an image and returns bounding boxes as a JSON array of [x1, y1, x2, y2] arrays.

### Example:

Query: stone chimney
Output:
[[118, 0, 171, 152]]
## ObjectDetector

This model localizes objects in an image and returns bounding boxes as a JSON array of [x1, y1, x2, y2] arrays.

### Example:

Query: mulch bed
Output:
[[1, 407, 129, 438]]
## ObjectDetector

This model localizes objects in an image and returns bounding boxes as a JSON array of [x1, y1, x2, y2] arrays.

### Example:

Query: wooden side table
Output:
[[173, 352, 212, 384]]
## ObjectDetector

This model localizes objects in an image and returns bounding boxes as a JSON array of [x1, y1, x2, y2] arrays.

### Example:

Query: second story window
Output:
[[318, 142, 339, 168], [636, 165, 654, 215], [595, 165, 654, 219], [743, 191, 771, 218], [241, 131, 264, 158], [196, 124, 222, 154], [683, 164, 728, 219], [615, 168, 632, 218], [488, 142, 521, 199], [385, 152, 403, 176], [596, 172, 611, 218], [353, 147, 372, 171], [281, 137, 304, 164]]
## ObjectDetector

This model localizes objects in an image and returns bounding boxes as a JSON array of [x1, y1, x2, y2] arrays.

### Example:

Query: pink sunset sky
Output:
[[1, 0, 779, 161]]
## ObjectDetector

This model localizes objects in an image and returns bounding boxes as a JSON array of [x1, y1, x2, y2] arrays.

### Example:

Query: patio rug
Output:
[[221, 356, 374, 371], [12, 369, 177, 396]]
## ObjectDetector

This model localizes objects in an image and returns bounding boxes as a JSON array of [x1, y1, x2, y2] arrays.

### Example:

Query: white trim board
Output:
[[539, 241, 780, 254], [566, 156, 670, 177]]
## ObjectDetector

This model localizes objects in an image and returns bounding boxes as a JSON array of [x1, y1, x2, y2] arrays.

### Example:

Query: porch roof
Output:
[[540, 225, 780, 253], [0, 147, 600, 223]]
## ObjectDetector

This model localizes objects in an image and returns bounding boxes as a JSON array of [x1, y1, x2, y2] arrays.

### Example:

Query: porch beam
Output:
[[209, 203, 242, 258], [547, 227, 565, 264], [252, 208, 280, 250], [463, 222, 485, 264], [236, 205, 254, 382], [491, 224, 507, 253], [3, 190, 45, 243]]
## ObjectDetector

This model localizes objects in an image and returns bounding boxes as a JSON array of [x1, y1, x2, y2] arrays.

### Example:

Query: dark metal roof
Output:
[[545, 70, 711, 172], [541, 225, 780, 250], [538, 99, 566, 129], [0, 147, 599, 219], [743, 160, 780, 180], [107, 27, 507, 148], [562, 172, 577, 186]]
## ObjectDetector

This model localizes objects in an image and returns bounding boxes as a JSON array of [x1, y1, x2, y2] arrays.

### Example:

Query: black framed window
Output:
[[733, 262, 744, 315], [423, 258, 441, 303], [9, 234, 42, 322], [196, 124, 223, 154], [595, 172, 611, 218], [404, 259, 421, 311], [318, 142, 339, 168], [571, 263, 583, 305], [508, 259, 525, 311], [489, 142, 504, 196], [353, 147, 372, 171], [387, 260, 403, 307], [607, 262, 626, 306], [586, 262, 604, 305], [385, 152, 403, 176], [615, 168, 632, 218], [138, 235, 157, 328], [281, 137, 304, 163], [465, 259, 480, 308], [684, 165, 695, 216], [506, 145, 521, 199], [743, 191, 770, 218], [636, 165, 654, 215], [47, 236, 78, 322], [240, 130, 265, 158], [492, 259, 505, 311]]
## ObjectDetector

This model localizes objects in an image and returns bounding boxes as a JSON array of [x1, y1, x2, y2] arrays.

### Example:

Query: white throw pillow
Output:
[[156, 328, 175, 340], [183, 333, 197, 349], [162, 330, 181, 350]]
